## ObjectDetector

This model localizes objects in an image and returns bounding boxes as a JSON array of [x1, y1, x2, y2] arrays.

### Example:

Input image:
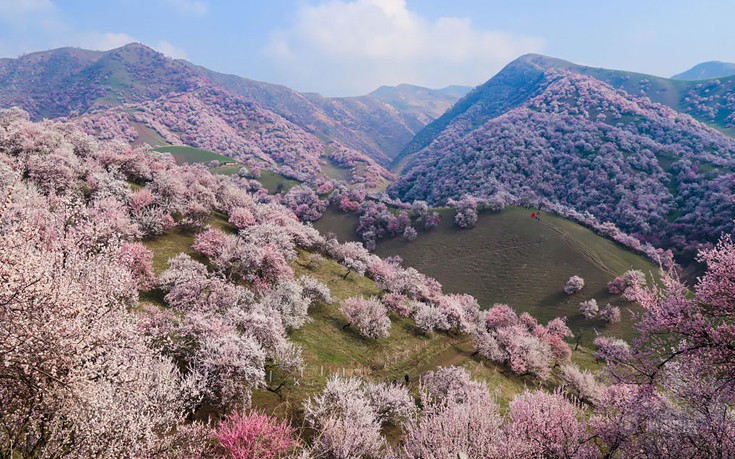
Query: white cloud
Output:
[[264, 0, 544, 95], [160, 0, 207, 15], [85, 32, 137, 51], [155, 40, 188, 59]]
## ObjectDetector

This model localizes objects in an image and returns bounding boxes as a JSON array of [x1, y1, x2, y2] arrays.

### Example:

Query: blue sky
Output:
[[1, 0, 734, 96]]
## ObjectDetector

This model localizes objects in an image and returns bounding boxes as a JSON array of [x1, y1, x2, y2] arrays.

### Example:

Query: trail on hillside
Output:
[[540, 219, 617, 276]]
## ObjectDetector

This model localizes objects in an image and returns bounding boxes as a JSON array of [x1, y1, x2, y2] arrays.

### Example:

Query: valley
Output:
[[2, 20, 735, 456]]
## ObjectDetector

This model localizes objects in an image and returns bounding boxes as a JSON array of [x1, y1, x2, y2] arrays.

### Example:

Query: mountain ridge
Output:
[[0, 43, 466, 168], [395, 53, 735, 168]]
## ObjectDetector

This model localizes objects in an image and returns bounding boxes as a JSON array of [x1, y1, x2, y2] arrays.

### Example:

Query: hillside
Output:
[[396, 53, 735, 166], [143, 219, 547, 418], [315, 205, 657, 343], [0, 43, 204, 119], [376, 207, 656, 342], [0, 43, 464, 170], [199, 65, 467, 164], [72, 86, 393, 186], [391, 61, 735, 253], [673, 61, 735, 80]]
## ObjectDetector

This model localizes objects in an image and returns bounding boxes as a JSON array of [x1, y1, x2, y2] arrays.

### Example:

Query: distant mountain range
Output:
[[672, 61, 735, 80], [0, 43, 470, 184], [390, 54, 735, 252]]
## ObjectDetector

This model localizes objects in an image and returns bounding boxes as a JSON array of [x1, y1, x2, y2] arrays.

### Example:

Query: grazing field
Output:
[[322, 158, 351, 181], [144, 212, 234, 275], [142, 215, 599, 420], [154, 145, 234, 165], [312, 207, 360, 242], [150, 144, 303, 193], [376, 206, 658, 342], [257, 170, 301, 194], [316, 205, 659, 343], [130, 121, 169, 148]]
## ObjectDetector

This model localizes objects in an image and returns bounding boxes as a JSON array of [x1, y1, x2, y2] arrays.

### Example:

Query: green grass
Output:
[[322, 158, 351, 181], [316, 205, 659, 344], [143, 212, 235, 275], [131, 121, 169, 148], [140, 205, 605, 421], [257, 170, 301, 194], [210, 165, 242, 176], [154, 145, 235, 165], [377, 206, 658, 343], [312, 207, 360, 242], [140, 216, 539, 416], [253, 250, 550, 418]]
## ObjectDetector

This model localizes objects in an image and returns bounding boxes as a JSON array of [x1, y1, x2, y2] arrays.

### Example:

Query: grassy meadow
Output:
[[139, 186, 651, 421], [141, 213, 600, 420], [154, 145, 235, 165], [318, 205, 659, 343]]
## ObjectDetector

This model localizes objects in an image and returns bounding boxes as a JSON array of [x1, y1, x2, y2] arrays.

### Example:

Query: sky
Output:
[[1, 0, 734, 96]]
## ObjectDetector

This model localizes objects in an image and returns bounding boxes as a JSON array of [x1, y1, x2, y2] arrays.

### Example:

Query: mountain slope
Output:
[[198, 66, 466, 164], [0, 44, 204, 119], [0, 43, 464, 167], [673, 61, 735, 80], [368, 83, 471, 124], [73, 86, 392, 186], [396, 54, 735, 167], [390, 67, 735, 252]]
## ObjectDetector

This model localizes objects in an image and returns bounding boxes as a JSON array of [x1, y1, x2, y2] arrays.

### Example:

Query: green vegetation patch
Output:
[[154, 145, 235, 165], [322, 158, 351, 181], [258, 170, 301, 194], [131, 122, 169, 148], [140, 206, 604, 420], [375, 206, 658, 343]]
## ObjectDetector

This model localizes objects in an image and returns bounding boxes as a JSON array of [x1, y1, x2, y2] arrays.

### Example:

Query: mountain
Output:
[[0, 43, 466, 178], [0, 43, 204, 119], [368, 83, 471, 124], [672, 61, 735, 80], [73, 86, 393, 187], [390, 56, 735, 253], [395, 54, 735, 167], [197, 66, 467, 164]]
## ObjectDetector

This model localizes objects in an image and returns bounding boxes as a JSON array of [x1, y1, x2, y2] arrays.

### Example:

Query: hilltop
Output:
[[396, 53, 735, 165], [672, 60, 735, 80], [368, 83, 471, 124]]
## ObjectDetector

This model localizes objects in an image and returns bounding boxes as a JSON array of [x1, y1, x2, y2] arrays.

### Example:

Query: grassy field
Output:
[[257, 170, 301, 194], [322, 158, 351, 181], [317, 205, 659, 343], [143, 211, 234, 274], [150, 145, 302, 194], [154, 145, 235, 165], [138, 200, 607, 425], [130, 121, 169, 148], [313, 207, 360, 242], [209, 165, 242, 176]]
